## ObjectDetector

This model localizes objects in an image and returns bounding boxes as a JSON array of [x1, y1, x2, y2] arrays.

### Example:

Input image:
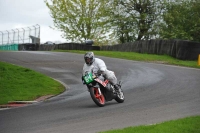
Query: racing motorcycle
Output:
[[82, 72, 125, 107]]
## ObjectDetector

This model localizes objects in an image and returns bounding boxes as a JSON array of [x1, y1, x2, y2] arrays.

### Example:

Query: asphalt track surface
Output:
[[0, 51, 200, 133]]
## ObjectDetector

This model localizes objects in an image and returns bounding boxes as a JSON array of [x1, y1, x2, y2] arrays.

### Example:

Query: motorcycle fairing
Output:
[[94, 78, 109, 87]]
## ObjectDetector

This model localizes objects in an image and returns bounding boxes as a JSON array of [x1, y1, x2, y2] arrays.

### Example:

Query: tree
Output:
[[160, 0, 200, 42], [111, 0, 164, 43], [44, 0, 113, 45]]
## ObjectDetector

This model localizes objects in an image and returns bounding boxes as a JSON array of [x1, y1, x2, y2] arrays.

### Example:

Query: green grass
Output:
[[54, 50, 200, 69], [100, 116, 200, 133], [0, 61, 65, 105]]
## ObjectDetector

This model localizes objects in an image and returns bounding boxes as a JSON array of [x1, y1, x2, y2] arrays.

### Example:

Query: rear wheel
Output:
[[115, 89, 125, 103], [90, 87, 105, 107]]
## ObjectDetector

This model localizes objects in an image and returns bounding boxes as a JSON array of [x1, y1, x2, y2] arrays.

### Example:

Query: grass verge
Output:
[[54, 50, 200, 69], [0, 61, 65, 105], [100, 116, 200, 133]]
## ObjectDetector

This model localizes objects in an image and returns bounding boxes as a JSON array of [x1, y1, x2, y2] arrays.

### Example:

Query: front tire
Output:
[[90, 87, 105, 107]]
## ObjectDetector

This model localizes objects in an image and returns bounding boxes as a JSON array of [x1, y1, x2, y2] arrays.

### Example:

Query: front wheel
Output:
[[90, 87, 105, 107], [115, 89, 125, 103]]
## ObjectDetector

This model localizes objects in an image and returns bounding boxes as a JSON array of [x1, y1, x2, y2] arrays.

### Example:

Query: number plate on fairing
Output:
[[83, 72, 94, 84]]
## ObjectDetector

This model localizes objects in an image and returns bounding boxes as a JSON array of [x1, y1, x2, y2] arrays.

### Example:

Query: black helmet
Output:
[[84, 52, 95, 65]]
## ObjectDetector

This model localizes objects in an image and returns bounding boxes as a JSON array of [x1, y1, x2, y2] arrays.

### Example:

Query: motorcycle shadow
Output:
[[84, 101, 119, 108]]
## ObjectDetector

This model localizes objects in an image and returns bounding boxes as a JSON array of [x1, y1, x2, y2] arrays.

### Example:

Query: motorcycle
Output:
[[82, 72, 125, 107]]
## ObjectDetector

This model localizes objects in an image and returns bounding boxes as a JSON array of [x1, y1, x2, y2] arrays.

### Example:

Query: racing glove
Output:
[[81, 76, 85, 84]]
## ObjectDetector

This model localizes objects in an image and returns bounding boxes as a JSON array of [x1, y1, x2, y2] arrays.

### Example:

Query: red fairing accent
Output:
[[94, 79, 109, 87]]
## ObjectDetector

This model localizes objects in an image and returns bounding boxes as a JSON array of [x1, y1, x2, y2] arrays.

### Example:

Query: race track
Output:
[[0, 51, 200, 133]]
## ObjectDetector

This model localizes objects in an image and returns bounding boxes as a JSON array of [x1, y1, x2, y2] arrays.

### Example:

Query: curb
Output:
[[8, 101, 38, 104], [0, 95, 54, 109]]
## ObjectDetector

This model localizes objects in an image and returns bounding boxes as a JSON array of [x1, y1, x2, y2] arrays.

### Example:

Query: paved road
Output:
[[0, 51, 200, 133]]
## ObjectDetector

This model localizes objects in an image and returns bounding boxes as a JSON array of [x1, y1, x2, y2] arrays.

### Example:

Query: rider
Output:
[[82, 52, 120, 91]]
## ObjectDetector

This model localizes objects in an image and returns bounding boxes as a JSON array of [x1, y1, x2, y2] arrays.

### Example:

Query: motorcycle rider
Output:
[[82, 52, 120, 92]]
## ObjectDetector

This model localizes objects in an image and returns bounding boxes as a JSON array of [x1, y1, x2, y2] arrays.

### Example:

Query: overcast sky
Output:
[[0, 0, 66, 43]]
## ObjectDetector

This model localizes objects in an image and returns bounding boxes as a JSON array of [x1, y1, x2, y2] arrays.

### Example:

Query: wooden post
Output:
[[198, 54, 200, 66]]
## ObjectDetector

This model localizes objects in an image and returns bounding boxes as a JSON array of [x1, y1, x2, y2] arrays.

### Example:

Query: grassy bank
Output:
[[54, 50, 200, 69], [100, 116, 200, 133], [0, 61, 65, 105]]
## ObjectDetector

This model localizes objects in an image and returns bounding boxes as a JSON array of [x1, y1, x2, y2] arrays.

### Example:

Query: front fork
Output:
[[97, 87, 102, 95], [110, 85, 115, 93]]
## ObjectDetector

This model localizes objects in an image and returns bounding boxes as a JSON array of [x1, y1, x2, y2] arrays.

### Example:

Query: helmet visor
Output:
[[85, 57, 91, 64]]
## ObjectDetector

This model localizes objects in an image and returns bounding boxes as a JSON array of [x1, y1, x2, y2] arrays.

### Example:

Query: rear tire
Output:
[[115, 89, 125, 103], [90, 87, 105, 107]]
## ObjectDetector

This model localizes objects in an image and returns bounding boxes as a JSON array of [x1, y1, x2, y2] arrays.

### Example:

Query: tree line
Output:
[[44, 0, 200, 45]]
